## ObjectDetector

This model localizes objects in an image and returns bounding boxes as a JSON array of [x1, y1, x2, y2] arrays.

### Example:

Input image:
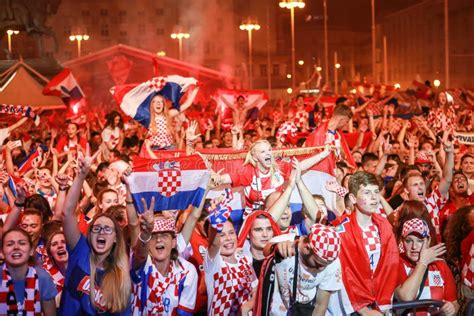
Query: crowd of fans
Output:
[[0, 77, 473, 316]]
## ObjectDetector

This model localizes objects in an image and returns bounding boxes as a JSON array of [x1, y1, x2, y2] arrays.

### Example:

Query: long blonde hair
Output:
[[87, 214, 131, 313], [244, 139, 281, 187], [149, 94, 174, 138]]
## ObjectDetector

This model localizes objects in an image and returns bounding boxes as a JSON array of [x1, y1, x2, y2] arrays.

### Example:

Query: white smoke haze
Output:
[[178, 0, 243, 83]]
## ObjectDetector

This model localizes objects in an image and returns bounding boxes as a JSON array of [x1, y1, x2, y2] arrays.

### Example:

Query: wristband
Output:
[[14, 201, 25, 208], [138, 233, 152, 243]]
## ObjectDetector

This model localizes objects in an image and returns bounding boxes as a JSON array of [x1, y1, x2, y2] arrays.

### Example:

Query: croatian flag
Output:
[[111, 75, 198, 129], [43, 68, 84, 105], [128, 154, 210, 213], [18, 146, 45, 176]]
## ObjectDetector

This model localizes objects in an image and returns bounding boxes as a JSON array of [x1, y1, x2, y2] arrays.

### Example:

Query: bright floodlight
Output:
[[287, 87, 293, 94], [433, 79, 441, 87], [335, 63, 341, 69], [298, 60, 304, 65], [394, 83, 401, 89]]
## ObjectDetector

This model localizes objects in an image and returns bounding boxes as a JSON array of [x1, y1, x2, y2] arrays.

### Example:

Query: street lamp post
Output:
[[240, 20, 260, 89], [444, 0, 450, 88], [69, 34, 90, 57], [323, 0, 329, 83], [279, 0, 305, 89], [171, 32, 190, 60], [371, 0, 377, 83], [334, 51, 341, 94], [6, 30, 19, 56]]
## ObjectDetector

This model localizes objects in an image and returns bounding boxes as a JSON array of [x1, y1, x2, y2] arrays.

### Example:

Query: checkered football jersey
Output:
[[294, 110, 308, 130], [131, 256, 198, 315], [398, 257, 457, 305], [427, 107, 456, 135], [423, 189, 448, 241], [362, 224, 381, 272], [230, 161, 292, 216], [148, 115, 173, 148], [204, 251, 257, 316]]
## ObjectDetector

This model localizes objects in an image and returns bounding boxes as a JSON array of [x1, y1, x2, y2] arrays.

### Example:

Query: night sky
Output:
[[300, 0, 422, 31]]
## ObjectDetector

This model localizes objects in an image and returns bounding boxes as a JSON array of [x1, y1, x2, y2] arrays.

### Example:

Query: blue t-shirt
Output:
[[12, 266, 57, 303], [59, 235, 130, 316]]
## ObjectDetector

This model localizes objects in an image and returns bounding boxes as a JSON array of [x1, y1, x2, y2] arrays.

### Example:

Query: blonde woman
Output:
[[146, 87, 199, 150], [213, 139, 331, 216], [60, 151, 131, 315]]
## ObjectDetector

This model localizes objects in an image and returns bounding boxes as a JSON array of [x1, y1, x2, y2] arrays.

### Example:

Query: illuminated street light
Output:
[[240, 19, 260, 89], [287, 87, 293, 94], [279, 0, 305, 89], [157, 51, 166, 57], [170, 32, 190, 60], [394, 83, 401, 89], [287, 74, 292, 79], [316, 66, 322, 72], [433, 79, 441, 88], [6, 30, 20, 55], [279, 1, 305, 9], [69, 34, 89, 57], [334, 52, 340, 94], [298, 60, 304, 66]]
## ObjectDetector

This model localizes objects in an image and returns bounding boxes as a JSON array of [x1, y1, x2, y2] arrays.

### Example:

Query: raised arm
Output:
[[63, 150, 99, 249], [179, 86, 200, 113], [8, 117, 28, 133], [294, 159, 321, 224], [179, 187, 209, 245], [439, 139, 454, 198], [299, 145, 331, 171], [52, 174, 69, 221], [3, 185, 27, 232], [267, 169, 296, 222], [132, 200, 154, 270]]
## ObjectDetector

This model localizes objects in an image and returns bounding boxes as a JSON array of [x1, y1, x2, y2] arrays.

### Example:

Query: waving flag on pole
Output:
[[110, 75, 198, 128], [43, 68, 84, 105], [128, 154, 209, 213]]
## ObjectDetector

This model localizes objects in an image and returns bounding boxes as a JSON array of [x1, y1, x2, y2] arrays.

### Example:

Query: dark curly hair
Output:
[[446, 206, 474, 263]]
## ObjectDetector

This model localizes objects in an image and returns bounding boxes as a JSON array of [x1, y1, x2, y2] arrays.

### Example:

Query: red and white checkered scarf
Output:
[[0, 264, 41, 315], [132, 259, 188, 314], [42, 258, 65, 294]]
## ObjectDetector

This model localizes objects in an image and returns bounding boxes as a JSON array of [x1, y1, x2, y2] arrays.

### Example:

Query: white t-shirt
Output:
[[271, 255, 342, 314], [131, 255, 198, 315], [204, 251, 257, 316], [0, 127, 10, 147]]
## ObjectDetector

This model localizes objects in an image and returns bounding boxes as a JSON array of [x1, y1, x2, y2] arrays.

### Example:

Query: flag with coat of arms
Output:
[[110, 75, 198, 129], [127, 154, 210, 213]]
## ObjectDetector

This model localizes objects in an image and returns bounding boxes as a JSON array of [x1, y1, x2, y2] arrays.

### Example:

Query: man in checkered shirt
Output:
[[399, 138, 454, 241]]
